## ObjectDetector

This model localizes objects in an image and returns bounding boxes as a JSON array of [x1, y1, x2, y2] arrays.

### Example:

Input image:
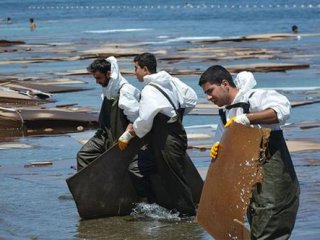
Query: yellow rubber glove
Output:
[[118, 131, 134, 151], [225, 114, 250, 128], [210, 141, 220, 159]]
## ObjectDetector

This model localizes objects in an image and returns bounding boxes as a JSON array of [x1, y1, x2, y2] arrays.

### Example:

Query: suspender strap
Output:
[[118, 82, 127, 93], [149, 83, 179, 112], [219, 102, 250, 125], [226, 102, 251, 113], [219, 109, 227, 125], [219, 91, 256, 124], [248, 91, 255, 99]]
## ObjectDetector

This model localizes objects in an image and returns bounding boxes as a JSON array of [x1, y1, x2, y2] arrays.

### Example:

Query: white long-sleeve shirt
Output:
[[170, 75, 198, 114], [133, 71, 198, 138], [101, 56, 140, 122], [214, 72, 291, 141]]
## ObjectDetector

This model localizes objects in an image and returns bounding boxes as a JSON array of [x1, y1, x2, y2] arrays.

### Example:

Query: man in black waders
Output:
[[199, 65, 300, 239], [118, 52, 203, 216], [76, 57, 144, 184]]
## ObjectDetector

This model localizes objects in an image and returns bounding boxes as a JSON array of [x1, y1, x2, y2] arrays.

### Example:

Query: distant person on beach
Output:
[[0, 17, 12, 24], [291, 25, 301, 40], [199, 66, 300, 239], [76, 57, 140, 171], [292, 25, 298, 33], [29, 18, 36, 31], [118, 52, 202, 215]]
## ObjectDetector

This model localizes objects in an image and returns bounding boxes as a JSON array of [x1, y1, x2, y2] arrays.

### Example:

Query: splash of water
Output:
[[130, 202, 181, 221]]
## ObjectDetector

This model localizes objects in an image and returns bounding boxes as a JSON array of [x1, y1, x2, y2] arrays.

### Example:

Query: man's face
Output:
[[134, 62, 148, 82], [201, 81, 230, 107], [92, 71, 110, 87]]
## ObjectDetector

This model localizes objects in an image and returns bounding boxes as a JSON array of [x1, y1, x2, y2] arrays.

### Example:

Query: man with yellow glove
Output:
[[118, 52, 201, 215], [76, 57, 140, 170], [77, 57, 160, 203], [199, 65, 300, 240]]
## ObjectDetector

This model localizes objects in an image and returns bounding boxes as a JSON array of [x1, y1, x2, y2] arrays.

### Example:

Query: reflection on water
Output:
[[76, 201, 210, 239], [77, 213, 209, 240], [0, 119, 320, 239]]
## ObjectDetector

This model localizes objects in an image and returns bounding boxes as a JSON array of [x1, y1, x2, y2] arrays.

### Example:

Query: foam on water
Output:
[[130, 202, 181, 221], [83, 28, 151, 34], [142, 35, 222, 45]]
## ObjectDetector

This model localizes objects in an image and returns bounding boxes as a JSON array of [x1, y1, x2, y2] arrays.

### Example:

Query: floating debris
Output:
[[24, 161, 53, 168], [0, 143, 32, 149], [0, 39, 25, 47]]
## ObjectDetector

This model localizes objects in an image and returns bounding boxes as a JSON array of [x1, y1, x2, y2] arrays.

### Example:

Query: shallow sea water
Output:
[[1, 0, 320, 239]]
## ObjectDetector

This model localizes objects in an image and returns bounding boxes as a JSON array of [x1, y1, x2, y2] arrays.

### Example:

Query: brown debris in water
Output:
[[0, 107, 99, 137], [0, 80, 91, 93], [192, 33, 320, 44], [197, 123, 270, 240], [0, 39, 25, 47]]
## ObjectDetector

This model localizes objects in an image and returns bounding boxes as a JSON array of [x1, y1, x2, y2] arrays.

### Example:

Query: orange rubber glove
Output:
[[118, 131, 134, 151], [210, 141, 220, 159], [225, 114, 250, 128]]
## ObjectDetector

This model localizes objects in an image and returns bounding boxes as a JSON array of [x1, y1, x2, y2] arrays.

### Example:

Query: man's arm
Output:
[[226, 89, 290, 128], [132, 85, 166, 138], [225, 108, 280, 128], [247, 108, 279, 124], [250, 89, 291, 125], [126, 123, 136, 137]]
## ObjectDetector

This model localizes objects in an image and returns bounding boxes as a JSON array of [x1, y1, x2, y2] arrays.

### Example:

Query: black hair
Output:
[[198, 65, 236, 87], [134, 52, 157, 73], [87, 58, 111, 74]]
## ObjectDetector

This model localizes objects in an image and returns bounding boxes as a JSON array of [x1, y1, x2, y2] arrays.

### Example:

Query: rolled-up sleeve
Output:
[[251, 90, 291, 125], [118, 84, 140, 123]]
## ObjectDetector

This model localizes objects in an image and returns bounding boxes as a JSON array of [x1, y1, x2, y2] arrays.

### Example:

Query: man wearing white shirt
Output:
[[77, 57, 140, 170], [199, 65, 300, 239], [118, 52, 202, 215]]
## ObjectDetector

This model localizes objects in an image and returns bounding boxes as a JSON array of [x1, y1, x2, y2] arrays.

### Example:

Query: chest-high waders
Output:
[[77, 95, 129, 171], [220, 99, 300, 240], [144, 84, 199, 216]]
